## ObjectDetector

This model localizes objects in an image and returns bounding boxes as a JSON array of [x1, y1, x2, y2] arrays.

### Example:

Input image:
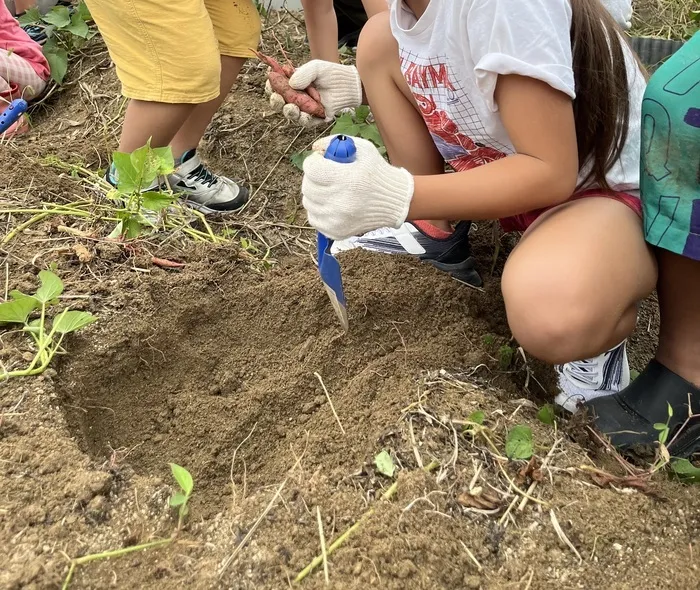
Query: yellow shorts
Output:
[[85, 0, 261, 103]]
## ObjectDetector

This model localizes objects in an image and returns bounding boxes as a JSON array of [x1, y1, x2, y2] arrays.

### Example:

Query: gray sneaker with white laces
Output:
[[168, 149, 249, 215], [554, 341, 630, 413]]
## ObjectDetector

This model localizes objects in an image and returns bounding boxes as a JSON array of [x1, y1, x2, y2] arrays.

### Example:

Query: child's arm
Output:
[[302, 0, 388, 62], [408, 74, 579, 221], [301, 75, 579, 240], [301, 0, 342, 62]]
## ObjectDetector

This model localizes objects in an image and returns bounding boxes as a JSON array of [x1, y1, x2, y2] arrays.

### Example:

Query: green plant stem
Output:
[[37, 155, 229, 244], [26, 331, 51, 367], [62, 538, 172, 590], [2, 212, 53, 244], [0, 207, 92, 217], [294, 460, 439, 584], [1, 327, 64, 380]]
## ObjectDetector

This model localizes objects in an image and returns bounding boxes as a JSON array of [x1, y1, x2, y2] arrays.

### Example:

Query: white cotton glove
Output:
[[302, 136, 414, 241], [265, 61, 363, 128], [600, 0, 633, 30]]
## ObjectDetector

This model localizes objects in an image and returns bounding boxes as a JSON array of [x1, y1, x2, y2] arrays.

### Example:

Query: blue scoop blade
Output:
[[318, 231, 348, 331]]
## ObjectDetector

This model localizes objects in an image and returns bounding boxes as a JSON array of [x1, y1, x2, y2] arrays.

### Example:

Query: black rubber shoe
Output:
[[585, 360, 700, 459]]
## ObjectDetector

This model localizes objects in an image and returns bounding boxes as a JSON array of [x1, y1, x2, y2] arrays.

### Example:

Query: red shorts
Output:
[[499, 189, 643, 233]]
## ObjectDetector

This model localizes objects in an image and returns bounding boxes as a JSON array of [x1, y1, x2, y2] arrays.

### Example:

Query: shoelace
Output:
[[188, 164, 218, 188]]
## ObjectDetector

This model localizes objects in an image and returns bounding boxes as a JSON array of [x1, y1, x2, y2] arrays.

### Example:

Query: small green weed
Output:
[[505, 425, 534, 460], [253, 0, 269, 16], [107, 140, 178, 240], [670, 458, 700, 483], [652, 402, 674, 447], [650, 402, 700, 480], [481, 333, 496, 347], [497, 344, 514, 371], [169, 463, 194, 530], [331, 106, 386, 153], [35, 150, 226, 244], [19, 1, 96, 84], [0, 270, 96, 380], [467, 410, 485, 426], [537, 403, 557, 426], [685, 8, 699, 39], [374, 450, 396, 478]]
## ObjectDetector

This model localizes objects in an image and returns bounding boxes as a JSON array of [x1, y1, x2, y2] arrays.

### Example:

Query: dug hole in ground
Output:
[[1, 8, 699, 590]]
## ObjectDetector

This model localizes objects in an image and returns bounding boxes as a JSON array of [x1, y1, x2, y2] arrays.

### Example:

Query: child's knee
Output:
[[356, 12, 395, 75], [502, 270, 606, 364]]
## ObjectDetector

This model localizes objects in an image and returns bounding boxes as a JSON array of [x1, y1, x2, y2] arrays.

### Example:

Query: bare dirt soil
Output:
[[1, 13, 698, 590]]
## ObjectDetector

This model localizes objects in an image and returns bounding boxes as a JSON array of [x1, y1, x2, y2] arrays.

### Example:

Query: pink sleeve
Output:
[[0, 3, 51, 81]]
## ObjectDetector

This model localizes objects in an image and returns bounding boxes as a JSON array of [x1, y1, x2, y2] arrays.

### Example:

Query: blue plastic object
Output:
[[317, 135, 356, 331], [0, 99, 28, 135]]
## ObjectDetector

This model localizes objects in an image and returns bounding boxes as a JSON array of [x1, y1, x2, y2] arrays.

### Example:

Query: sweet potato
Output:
[[306, 85, 322, 104], [254, 50, 325, 118], [267, 71, 326, 118], [254, 50, 286, 76]]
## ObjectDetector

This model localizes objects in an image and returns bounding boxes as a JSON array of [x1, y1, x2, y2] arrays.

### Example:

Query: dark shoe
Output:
[[330, 221, 483, 287], [585, 359, 700, 459]]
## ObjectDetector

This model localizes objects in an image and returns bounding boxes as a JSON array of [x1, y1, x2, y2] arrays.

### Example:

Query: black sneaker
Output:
[[585, 359, 700, 459], [330, 221, 482, 287]]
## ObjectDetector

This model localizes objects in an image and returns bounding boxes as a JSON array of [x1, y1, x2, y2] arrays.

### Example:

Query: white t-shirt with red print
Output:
[[389, 0, 646, 193]]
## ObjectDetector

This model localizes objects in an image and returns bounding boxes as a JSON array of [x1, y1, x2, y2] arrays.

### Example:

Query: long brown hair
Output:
[[570, 0, 642, 189]]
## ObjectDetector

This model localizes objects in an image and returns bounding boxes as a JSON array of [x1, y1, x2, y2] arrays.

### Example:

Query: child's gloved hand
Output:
[[266, 61, 363, 128], [302, 136, 414, 240]]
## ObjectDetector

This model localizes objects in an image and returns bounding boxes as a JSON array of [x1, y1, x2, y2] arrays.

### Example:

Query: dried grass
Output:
[[631, 0, 697, 39]]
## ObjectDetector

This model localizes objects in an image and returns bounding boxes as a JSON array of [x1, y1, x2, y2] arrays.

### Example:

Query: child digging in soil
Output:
[[586, 33, 700, 459], [269, 0, 633, 129], [297, 0, 665, 439], [84, 0, 260, 214], [0, 0, 50, 138]]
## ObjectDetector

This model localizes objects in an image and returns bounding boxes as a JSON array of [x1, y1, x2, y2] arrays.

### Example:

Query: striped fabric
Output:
[[0, 47, 46, 101]]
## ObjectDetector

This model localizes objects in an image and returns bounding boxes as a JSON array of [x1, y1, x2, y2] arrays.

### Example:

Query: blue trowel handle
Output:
[[0, 99, 28, 134], [318, 135, 357, 249], [323, 134, 357, 165]]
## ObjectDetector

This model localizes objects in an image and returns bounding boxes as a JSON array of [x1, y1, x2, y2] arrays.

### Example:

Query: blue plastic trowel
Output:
[[316, 135, 356, 332], [0, 99, 28, 135]]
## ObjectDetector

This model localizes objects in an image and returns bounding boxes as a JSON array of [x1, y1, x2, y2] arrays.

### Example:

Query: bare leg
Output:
[[502, 197, 657, 364], [118, 101, 194, 153], [654, 250, 700, 386], [119, 55, 244, 157], [356, 13, 449, 231], [170, 55, 246, 160]]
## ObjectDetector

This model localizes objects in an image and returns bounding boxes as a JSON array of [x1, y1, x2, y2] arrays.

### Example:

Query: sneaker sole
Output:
[[179, 192, 249, 216], [426, 257, 483, 288]]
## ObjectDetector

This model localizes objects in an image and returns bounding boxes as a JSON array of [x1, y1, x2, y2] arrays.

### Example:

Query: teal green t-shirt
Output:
[[641, 32, 700, 260]]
